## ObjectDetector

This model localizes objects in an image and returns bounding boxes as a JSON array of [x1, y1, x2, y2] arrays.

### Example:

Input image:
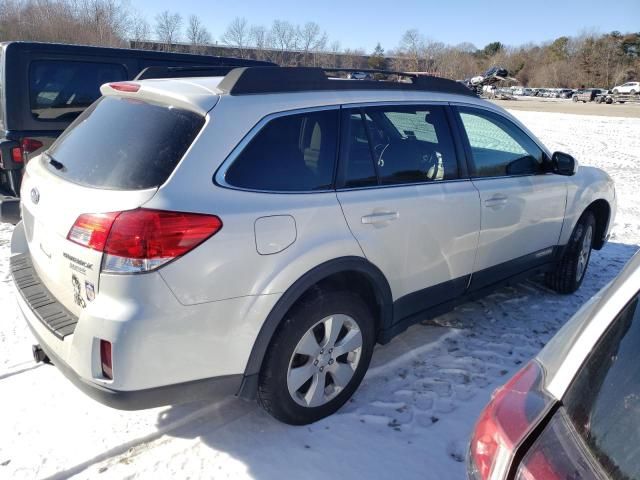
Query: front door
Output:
[[336, 104, 480, 320], [454, 105, 567, 289]]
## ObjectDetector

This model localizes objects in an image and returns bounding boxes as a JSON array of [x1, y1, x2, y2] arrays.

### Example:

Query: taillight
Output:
[[21, 138, 43, 155], [100, 340, 113, 379], [67, 209, 222, 273], [68, 212, 119, 251], [11, 146, 23, 164], [108, 82, 140, 93], [468, 361, 554, 480]]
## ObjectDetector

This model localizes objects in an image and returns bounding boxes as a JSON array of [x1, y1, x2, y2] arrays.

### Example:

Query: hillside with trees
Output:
[[1, 0, 638, 87]]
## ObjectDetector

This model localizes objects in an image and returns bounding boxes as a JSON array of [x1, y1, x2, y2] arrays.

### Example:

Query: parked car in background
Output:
[[558, 88, 574, 98], [612, 81, 639, 94], [347, 71, 374, 80], [11, 66, 615, 425], [572, 88, 606, 102], [0, 41, 273, 199], [523, 88, 534, 96], [468, 249, 640, 480]]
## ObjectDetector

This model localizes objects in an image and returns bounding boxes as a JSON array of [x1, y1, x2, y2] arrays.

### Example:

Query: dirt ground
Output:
[[491, 96, 640, 118]]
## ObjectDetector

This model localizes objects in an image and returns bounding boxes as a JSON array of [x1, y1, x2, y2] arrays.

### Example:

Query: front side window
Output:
[[30, 60, 126, 122], [225, 109, 338, 191], [563, 293, 640, 480], [340, 105, 458, 187], [457, 107, 544, 177]]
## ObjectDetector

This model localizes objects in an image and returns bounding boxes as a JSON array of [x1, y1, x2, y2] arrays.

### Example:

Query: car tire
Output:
[[631, 90, 636, 95], [257, 290, 375, 425], [572, 96, 578, 102], [545, 211, 596, 294]]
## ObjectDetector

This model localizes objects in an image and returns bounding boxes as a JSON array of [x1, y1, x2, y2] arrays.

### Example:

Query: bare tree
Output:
[[76, 0, 130, 46], [155, 10, 182, 51], [399, 29, 424, 71], [129, 10, 150, 48], [268, 20, 299, 65], [186, 15, 211, 54], [249, 25, 269, 60], [221, 17, 250, 58], [298, 22, 327, 66]]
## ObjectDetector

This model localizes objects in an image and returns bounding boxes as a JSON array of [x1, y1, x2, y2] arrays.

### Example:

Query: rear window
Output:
[[30, 60, 127, 122], [563, 293, 640, 480], [45, 96, 205, 190], [224, 109, 338, 191]]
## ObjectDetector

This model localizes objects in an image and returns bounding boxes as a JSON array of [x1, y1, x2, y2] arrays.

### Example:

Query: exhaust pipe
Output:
[[32, 344, 51, 365]]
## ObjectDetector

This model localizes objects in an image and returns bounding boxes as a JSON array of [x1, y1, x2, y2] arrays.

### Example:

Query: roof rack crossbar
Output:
[[217, 67, 475, 97]]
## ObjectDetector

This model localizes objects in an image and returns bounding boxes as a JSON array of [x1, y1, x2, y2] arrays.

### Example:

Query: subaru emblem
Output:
[[30, 187, 40, 204]]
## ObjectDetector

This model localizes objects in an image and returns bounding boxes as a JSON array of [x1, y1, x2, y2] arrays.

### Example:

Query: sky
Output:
[[132, 0, 640, 52]]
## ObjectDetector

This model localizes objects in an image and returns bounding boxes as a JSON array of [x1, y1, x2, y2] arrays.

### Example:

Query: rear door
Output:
[[453, 105, 566, 289], [21, 94, 207, 317], [515, 292, 640, 479], [336, 104, 480, 318]]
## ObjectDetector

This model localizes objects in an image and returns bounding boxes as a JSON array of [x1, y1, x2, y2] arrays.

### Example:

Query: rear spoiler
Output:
[[135, 65, 274, 81]]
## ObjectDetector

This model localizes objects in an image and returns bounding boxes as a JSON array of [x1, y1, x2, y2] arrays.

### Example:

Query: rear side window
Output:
[[46, 96, 204, 190], [457, 107, 544, 177], [563, 293, 640, 480], [224, 109, 338, 191], [30, 60, 126, 122], [340, 105, 458, 187]]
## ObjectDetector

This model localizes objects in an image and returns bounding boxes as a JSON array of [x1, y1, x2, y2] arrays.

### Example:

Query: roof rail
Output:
[[134, 64, 273, 81], [217, 67, 475, 97]]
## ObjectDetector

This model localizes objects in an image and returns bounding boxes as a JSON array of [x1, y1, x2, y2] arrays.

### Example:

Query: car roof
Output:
[[107, 66, 489, 116]]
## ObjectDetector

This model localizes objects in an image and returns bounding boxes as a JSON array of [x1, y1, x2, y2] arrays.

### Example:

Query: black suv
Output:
[[0, 42, 271, 208]]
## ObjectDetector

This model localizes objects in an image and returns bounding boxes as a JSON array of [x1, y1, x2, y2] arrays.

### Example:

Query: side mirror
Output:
[[552, 151, 578, 176]]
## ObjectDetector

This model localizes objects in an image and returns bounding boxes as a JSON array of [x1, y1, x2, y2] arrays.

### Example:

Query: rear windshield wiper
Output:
[[45, 153, 64, 170]]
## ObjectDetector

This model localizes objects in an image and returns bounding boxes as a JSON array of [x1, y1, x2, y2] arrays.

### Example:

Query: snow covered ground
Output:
[[0, 110, 639, 480]]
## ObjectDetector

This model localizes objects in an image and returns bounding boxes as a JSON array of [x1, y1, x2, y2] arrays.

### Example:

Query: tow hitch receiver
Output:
[[32, 344, 52, 365]]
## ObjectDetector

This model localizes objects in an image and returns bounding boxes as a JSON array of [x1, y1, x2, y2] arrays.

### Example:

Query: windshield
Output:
[[45, 96, 205, 190]]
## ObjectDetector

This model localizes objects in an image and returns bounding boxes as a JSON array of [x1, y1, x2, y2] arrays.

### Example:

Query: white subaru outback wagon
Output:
[[10, 67, 616, 424]]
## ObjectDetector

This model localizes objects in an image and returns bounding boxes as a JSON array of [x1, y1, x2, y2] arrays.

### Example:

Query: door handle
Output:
[[484, 194, 508, 208], [361, 211, 399, 224]]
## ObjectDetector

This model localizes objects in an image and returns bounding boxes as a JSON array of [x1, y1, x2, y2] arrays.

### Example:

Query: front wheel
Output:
[[545, 211, 596, 294], [257, 291, 375, 424]]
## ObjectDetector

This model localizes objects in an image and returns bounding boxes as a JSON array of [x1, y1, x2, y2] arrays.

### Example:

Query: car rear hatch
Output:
[[19, 80, 215, 322]]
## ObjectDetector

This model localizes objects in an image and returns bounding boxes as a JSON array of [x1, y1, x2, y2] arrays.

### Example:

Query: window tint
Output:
[[564, 294, 640, 480], [225, 110, 338, 191], [340, 105, 457, 187], [458, 108, 544, 177], [46, 96, 204, 190], [30, 60, 126, 122]]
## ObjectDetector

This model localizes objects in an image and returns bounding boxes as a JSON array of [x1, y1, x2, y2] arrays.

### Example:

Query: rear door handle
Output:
[[484, 194, 508, 208], [361, 211, 399, 224]]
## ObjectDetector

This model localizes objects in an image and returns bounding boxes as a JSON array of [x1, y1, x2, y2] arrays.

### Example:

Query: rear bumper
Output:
[[0, 195, 21, 224], [10, 232, 275, 408], [26, 320, 242, 410]]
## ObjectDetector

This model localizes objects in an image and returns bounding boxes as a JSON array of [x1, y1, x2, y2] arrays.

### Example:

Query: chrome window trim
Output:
[[336, 177, 474, 193], [214, 105, 340, 194]]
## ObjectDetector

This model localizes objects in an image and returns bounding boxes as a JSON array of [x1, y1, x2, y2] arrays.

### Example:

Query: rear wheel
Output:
[[572, 95, 578, 102], [257, 291, 375, 424], [631, 89, 637, 95], [545, 211, 596, 294]]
